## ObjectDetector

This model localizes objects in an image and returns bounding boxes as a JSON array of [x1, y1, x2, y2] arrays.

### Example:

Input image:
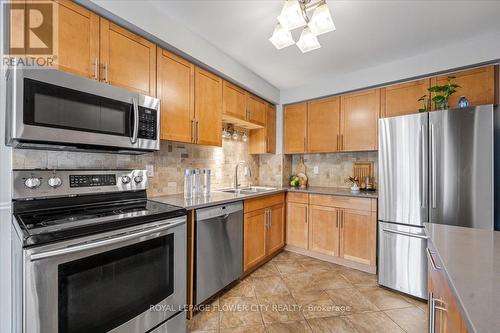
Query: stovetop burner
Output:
[[39, 214, 101, 226]]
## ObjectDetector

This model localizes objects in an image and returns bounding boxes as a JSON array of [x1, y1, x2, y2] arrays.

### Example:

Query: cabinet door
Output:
[[244, 209, 267, 271], [249, 103, 276, 154], [308, 96, 340, 153], [432, 65, 496, 109], [286, 202, 309, 249], [381, 79, 431, 117], [194, 67, 222, 146], [99, 19, 156, 96], [308, 205, 340, 257], [157, 48, 194, 143], [222, 81, 246, 120], [284, 102, 308, 154], [267, 203, 285, 255], [266, 104, 277, 154], [341, 89, 380, 152], [247, 94, 266, 126], [53, 0, 100, 79], [340, 209, 376, 266]]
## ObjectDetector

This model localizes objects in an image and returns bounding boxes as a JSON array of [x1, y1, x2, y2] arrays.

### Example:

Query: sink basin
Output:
[[218, 186, 276, 194]]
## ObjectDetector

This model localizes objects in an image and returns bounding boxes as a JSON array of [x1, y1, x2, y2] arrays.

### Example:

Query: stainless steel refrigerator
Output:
[[378, 105, 494, 299]]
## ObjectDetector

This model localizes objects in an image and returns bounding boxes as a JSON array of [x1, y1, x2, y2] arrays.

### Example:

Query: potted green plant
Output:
[[418, 76, 460, 112]]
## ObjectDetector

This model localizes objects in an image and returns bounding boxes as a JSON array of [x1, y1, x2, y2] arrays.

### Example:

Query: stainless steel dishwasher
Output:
[[195, 201, 243, 305]]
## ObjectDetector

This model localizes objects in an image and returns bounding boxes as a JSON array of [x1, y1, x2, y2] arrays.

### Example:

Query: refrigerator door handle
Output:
[[382, 228, 429, 239], [430, 123, 437, 209], [420, 125, 426, 208]]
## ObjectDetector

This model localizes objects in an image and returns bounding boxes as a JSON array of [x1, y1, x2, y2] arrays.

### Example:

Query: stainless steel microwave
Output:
[[6, 68, 160, 153]]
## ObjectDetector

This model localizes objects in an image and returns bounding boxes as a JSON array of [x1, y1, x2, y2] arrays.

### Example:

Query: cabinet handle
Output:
[[304, 137, 307, 151], [336, 134, 339, 151], [336, 211, 339, 228], [93, 58, 98, 80], [103, 63, 109, 83], [341, 210, 344, 228], [266, 136, 269, 151], [428, 292, 435, 333], [340, 134, 344, 151], [195, 121, 199, 143], [191, 120, 195, 143], [426, 248, 442, 270], [269, 209, 272, 227]]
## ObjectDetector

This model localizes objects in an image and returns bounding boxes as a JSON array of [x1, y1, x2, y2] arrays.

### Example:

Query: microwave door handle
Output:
[[131, 97, 139, 144]]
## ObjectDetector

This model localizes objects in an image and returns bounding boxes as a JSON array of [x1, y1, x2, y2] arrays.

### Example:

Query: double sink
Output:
[[217, 186, 277, 195]]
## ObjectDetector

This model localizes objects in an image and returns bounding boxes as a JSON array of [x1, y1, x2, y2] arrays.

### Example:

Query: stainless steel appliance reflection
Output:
[[378, 105, 495, 299]]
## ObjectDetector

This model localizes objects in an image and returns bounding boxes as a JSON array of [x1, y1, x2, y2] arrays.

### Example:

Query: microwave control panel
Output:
[[138, 108, 157, 140]]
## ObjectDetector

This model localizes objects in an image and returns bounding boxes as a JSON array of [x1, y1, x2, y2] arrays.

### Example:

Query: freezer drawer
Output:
[[378, 221, 428, 299]]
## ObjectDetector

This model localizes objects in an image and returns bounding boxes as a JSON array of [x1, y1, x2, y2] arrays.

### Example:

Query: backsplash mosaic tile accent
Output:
[[258, 154, 292, 187], [13, 139, 259, 197], [291, 152, 378, 188]]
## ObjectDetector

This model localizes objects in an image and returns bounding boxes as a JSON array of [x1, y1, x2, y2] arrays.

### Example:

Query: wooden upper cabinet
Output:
[[247, 94, 266, 126], [308, 96, 341, 153], [99, 19, 156, 96], [267, 203, 285, 255], [194, 67, 222, 146], [249, 103, 276, 154], [157, 48, 194, 143], [381, 79, 431, 117], [286, 202, 309, 249], [244, 209, 267, 271], [53, 0, 99, 79], [432, 65, 496, 109], [284, 102, 308, 154], [340, 209, 376, 266], [222, 80, 247, 120], [308, 205, 340, 257], [340, 89, 380, 152]]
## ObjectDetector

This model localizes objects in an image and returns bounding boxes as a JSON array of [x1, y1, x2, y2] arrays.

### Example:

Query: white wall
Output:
[[0, 2, 13, 332], [84, 0, 280, 104], [281, 31, 500, 104]]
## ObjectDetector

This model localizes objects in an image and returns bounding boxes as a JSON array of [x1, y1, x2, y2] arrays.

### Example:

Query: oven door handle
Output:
[[29, 219, 185, 261], [131, 97, 139, 144]]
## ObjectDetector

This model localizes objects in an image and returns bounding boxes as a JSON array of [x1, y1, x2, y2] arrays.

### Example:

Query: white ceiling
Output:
[[148, 0, 500, 91]]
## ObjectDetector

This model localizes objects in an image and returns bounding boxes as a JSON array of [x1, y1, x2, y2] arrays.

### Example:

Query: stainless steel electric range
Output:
[[11, 169, 187, 333]]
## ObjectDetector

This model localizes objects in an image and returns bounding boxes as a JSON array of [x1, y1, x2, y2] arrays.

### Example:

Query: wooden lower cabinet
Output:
[[428, 246, 468, 333], [340, 209, 376, 266], [286, 201, 309, 249], [244, 209, 267, 271], [267, 203, 285, 254], [308, 205, 340, 256], [286, 193, 377, 270], [244, 194, 285, 272]]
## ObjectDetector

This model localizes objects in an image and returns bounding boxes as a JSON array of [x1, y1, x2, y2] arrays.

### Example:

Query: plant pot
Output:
[[435, 100, 449, 110]]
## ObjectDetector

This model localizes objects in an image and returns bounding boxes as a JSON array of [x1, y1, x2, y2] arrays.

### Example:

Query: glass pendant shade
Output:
[[308, 3, 335, 35], [269, 23, 295, 49], [296, 27, 321, 53], [278, 0, 307, 31]]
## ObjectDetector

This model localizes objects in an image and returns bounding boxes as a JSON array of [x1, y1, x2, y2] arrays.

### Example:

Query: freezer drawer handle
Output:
[[426, 247, 442, 270], [382, 228, 429, 239]]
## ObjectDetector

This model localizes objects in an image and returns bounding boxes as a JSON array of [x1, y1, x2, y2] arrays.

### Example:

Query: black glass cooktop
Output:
[[14, 192, 186, 247]]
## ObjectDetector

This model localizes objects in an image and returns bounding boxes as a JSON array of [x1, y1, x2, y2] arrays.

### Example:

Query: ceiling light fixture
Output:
[[269, 0, 335, 53]]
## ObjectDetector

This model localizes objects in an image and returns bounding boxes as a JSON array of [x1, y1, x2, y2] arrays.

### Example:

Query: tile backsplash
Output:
[[13, 139, 259, 197], [291, 152, 378, 188]]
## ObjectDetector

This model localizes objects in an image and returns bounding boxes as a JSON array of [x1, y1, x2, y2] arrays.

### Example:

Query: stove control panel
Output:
[[70, 174, 116, 188], [13, 169, 148, 200]]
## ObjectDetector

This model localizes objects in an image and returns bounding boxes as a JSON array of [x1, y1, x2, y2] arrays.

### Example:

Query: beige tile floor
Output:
[[187, 251, 428, 333]]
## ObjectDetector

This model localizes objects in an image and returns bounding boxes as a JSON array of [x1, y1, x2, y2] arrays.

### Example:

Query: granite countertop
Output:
[[288, 186, 378, 198], [151, 186, 377, 210], [424, 223, 500, 333]]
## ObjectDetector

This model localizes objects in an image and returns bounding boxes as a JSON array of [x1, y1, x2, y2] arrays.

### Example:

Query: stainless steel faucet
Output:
[[234, 161, 252, 190]]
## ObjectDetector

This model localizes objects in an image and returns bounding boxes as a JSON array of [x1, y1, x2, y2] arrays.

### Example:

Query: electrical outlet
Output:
[[146, 164, 154, 177], [313, 166, 319, 175]]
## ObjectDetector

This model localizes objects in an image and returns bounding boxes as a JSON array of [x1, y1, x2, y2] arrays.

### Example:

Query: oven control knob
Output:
[[121, 175, 131, 184], [24, 177, 41, 189], [48, 177, 62, 188], [134, 175, 143, 184]]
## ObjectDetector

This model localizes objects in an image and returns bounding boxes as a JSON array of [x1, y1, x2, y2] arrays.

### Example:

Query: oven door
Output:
[[7, 68, 160, 152], [23, 217, 186, 333]]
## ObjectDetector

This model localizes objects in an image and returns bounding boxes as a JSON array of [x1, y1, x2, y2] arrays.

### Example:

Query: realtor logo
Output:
[[7, 1, 54, 55]]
